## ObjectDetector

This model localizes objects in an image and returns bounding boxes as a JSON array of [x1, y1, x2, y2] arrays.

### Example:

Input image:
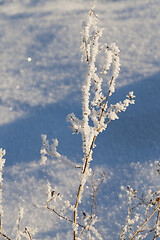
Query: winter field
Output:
[[0, 0, 160, 239]]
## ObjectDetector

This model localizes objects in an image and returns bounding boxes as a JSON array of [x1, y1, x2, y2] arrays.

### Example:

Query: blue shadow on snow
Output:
[[0, 71, 160, 167]]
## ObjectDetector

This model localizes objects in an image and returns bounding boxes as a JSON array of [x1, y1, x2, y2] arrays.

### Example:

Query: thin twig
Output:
[[153, 209, 160, 240], [17, 213, 21, 237], [24, 228, 32, 240], [74, 74, 114, 240], [129, 204, 160, 240], [78, 173, 105, 238], [47, 197, 84, 229], [89, 9, 98, 18], [122, 189, 160, 240], [74, 134, 97, 239], [99, 76, 114, 126], [121, 208, 132, 240], [0, 233, 12, 240]]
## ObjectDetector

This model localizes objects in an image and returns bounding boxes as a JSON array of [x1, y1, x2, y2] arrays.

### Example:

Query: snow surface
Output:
[[0, 0, 160, 239]]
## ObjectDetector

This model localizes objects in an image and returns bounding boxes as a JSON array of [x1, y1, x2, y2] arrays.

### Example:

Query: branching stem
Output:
[[78, 173, 105, 238], [73, 76, 114, 239], [0, 233, 12, 240], [24, 228, 32, 240], [47, 198, 84, 229], [153, 209, 160, 240], [129, 204, 160, 240]]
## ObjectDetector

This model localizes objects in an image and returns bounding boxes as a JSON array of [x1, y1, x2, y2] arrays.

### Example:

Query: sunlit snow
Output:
[[0, 0, 160, 239]]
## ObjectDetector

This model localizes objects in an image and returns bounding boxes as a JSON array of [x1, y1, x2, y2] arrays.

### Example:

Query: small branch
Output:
[[129, 204, 160, 240], [122, 188, 160, 240], [98, 94, 134, 132], [17, 214, 20, 236], [74, 134, 97, 238], [121, 208, 132, 240], [47, 198, 84, 229], [153, 209, 160, 240], [89, 9, 98, 18], [74, 76, 114, 239], [78, 173, 105, 238], [24, 228, 32, 240], [99, 76, 114, 125], [0, 233, 12, 240]]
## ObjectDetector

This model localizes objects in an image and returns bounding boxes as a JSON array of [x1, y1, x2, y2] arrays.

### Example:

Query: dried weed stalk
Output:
[[121, 185, 160, 240], [40, 6, 135, 239], [0, 150, 34, 240]]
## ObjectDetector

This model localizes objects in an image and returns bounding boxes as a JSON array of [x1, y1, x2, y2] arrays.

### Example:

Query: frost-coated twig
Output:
[[130, 204, 160, 240], [40, 6, 135, 240], [153, 209, 160, 239], [0, 232, 12, 240], [121, 186, 160, 240], [24, 228, 32, 240], [78, 173, 105, 239], [0, 151, 32, 240], [40, 134, 82, 169], [46, 194, 84, 229], [72, 7, 135, 239], [16, 208, 25, 240]]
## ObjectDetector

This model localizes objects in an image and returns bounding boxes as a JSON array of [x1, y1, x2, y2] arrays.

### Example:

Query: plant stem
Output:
[[78, 173, 105, 239], [129, 204, 160, 240], [0, 233, 12, 240], [74, 135, 97, 239], [73, 77, 114, 239], [153, 209, 160, 240]]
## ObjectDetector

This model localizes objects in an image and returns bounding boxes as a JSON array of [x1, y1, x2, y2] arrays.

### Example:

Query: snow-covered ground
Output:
[[0, 0, 160, 239]]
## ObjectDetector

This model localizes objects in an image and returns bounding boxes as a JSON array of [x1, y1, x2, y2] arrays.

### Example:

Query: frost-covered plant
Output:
[[40, 6, 135, 240], [0, 149, 35, 240], [16, 207, 37, 240], [121, 162, 160, 240]]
